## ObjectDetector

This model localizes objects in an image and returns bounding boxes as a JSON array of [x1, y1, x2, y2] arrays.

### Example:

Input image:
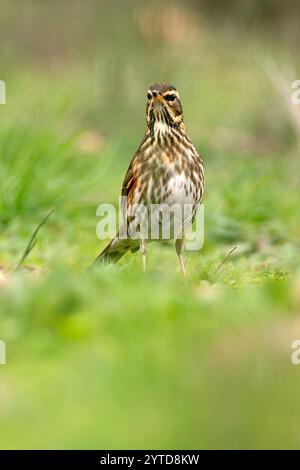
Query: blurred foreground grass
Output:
[[1, 0, 300, 449]]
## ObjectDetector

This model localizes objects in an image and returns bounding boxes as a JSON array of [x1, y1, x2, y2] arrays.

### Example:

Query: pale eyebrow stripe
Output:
[[147, 90, 180, 98]]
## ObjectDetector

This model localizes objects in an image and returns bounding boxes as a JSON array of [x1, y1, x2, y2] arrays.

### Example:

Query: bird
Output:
[[93, 82, 204, 274]]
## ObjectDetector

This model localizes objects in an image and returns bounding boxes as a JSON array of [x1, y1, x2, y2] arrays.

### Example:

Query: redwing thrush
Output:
[[93, 83, 204, 274]]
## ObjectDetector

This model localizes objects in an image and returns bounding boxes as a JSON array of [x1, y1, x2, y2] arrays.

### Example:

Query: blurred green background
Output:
[[1, 0, 300, 449]]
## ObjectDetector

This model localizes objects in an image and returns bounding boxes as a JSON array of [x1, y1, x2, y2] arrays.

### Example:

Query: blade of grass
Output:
[[215, 246, 238, 273], [13, 207, 54, 272]]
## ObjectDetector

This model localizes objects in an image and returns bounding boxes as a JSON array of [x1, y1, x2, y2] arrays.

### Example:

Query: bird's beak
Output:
[[154, 94, 164, 103], [152, 93, 164, 108]]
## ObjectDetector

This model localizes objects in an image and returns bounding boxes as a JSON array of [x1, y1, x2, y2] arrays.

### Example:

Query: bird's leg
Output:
[[140, 238, 147, 273], [176, 238, 186, 276]]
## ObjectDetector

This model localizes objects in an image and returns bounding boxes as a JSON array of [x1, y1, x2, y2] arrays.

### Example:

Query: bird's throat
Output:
[[153, 119, 171, 136]]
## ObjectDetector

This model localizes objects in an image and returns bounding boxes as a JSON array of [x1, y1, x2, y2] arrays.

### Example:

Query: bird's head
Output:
[[146, 83, 185, 134]]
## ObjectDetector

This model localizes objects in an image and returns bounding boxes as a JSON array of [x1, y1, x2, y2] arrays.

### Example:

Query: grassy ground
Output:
[[1, 1, 300, 449]]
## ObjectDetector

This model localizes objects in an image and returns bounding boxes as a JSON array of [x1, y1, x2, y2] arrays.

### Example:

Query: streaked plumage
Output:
[[94, 83, 204, 274]]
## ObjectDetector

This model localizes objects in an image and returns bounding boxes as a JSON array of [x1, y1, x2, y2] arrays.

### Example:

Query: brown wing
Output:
[[121, 153, 142, 211], [120, 150, 141, 230], [121, 133, 149, 225], [121, 131, 149, 199], [121, 147, 146, 204], [122, 156, 135, 198]]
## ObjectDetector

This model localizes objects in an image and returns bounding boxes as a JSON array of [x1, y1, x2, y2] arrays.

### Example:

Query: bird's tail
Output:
[[90, 234, 130, 269]]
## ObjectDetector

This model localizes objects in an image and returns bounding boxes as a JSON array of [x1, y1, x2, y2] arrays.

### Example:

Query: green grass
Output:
[[1, 0, 300, 449]]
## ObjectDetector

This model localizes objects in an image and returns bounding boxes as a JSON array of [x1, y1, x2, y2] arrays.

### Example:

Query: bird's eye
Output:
[[165, 94, 176, 102], [147, 92, 152, 99]]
